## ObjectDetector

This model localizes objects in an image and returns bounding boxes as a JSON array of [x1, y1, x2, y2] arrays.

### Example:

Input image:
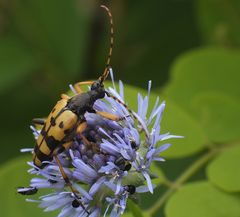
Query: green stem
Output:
[[147, 148, 218, 216]]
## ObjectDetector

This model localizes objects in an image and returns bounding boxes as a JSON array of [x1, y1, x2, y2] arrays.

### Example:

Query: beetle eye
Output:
[[91, 82, 99, 90], [91, 81, 104, 91]]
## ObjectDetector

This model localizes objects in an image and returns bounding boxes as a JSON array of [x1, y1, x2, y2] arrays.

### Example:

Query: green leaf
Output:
[[128, 200, 144, 217], [150, 162, 167, 186], [165, 181, 240, 217], [192, 92, 240, 142], [112, 0, 200, 88], [196, 0, 240, 46], [164, 47, 240, 143], [0, 128, 33, 164], [0, 156, 57, 217], [207, 145, 240, 192], [160, 99, 208, 158], [122, 212, 134, 217], [106, 81, 208, 158], [165, 48, 240, 108], [11, 0, 90, 78], [0, 36, 38, 93]]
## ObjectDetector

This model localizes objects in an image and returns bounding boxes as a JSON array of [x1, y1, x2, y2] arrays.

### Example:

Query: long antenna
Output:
[[99, 5, 114, 83]]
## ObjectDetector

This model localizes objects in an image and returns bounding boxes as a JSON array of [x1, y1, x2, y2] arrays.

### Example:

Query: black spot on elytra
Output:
[[41, 127, 47, 137], [45, 136, 61, 151], [34, 147, 51, 162], [59, 121, 64, 129], [50, 117, 56, 126]]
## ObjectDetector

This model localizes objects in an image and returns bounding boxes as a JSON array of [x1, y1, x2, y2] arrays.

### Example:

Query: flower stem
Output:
[[147, 148, 218, 216]]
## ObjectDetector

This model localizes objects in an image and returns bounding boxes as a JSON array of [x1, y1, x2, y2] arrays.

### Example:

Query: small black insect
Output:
[[17, 186, 38, 195], [124, 185, 136, 195], [130, 140, 137, 149], [48, 179, 58, 184], [72, 199, 81, 208], [115, 156, 132, 171]]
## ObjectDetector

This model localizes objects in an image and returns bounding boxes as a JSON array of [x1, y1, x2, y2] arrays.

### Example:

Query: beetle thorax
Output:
[[67, 84, 105, 116], [67, 93, 93, 115]]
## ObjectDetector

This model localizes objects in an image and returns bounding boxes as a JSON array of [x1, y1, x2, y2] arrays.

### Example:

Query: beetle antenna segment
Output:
[[99, 5, 114, 84]]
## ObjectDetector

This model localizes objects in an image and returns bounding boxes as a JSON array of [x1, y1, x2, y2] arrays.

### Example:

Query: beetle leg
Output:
[[62, 141, 73, 150], [52, 141, 73, 156], [53, 155, 89, 213], [89, 108, 128, 122], [73, 81, 94, 94], [76, 121, 88, 134], [95, 110, 125, 121], [32, 118, 46, 126], [76, 121, 92, 147], [61, 93, 70, 100], [73, 84, 83, 94]]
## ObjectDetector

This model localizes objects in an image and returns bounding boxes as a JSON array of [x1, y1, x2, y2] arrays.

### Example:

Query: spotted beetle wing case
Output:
[[33, 99, 78, 168]]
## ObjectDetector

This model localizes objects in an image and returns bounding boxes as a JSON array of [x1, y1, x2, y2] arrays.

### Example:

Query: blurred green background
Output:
[[0, 0, 240, 217]]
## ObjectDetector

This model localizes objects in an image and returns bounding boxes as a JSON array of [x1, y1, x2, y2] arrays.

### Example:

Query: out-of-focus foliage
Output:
[[159, 47, 240, 217], [109, 0, 200, 87], [0, 0, 240, 217], [196, 0, 240, 46], [207, 145, 240, 192], [164, 48, 240, 142], [165, 182, 240, 217], [9, 0, 90, 80], [0, 36, 38, 93]]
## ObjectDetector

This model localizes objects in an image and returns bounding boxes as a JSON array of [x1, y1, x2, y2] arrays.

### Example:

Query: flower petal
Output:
[[142, 171, 153, 194]]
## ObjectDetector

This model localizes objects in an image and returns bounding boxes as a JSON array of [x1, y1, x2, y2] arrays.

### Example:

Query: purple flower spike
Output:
[[20, 69, 182, 217]]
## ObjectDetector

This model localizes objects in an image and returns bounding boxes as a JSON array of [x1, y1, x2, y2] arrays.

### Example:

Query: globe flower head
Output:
[[19, 69, 182, 217]]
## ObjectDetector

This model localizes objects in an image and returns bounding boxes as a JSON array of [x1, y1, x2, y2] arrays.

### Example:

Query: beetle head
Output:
[[91, 80, 105, 99]]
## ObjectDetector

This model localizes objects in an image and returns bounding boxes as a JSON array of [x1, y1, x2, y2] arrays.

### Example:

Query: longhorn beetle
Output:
[[18, 5, 149, 213]]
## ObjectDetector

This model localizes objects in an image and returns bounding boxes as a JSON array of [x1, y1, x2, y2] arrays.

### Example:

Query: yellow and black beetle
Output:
[[18, 5, 149, 213]]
